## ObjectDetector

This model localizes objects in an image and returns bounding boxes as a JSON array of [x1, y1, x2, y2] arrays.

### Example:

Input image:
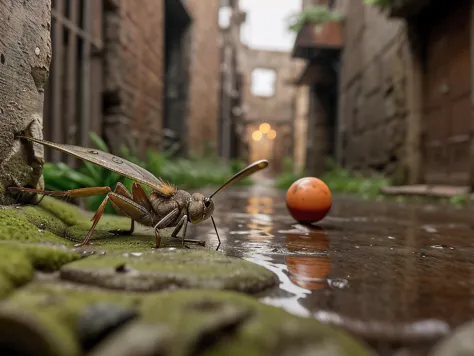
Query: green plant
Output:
[[364, 0, 392, 9], [43, 133, 252, 214], [449, 194, 469, 207], [287, 6, 341, 33], [275, 157, 391, 199], [275, 157, 307, 190]]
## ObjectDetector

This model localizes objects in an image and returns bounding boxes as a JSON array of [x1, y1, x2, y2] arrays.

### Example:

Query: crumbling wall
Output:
[[337, 1, 410, 182], [0, 0, 52, 204]]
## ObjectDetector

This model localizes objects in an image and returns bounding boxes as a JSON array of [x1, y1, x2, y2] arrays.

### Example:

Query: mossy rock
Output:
[[0, 282, 372, 356], [59, 248, 278, 294], [0, 196, 195, 250], [0, 197, 278, 294], [0, 243, 80, 298]]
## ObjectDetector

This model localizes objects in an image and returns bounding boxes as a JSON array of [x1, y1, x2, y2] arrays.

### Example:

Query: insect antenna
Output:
[[210, 216, 221, 251], [209, 159, 269, 199]]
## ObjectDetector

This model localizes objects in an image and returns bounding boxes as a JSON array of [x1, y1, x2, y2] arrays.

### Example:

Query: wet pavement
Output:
[[188, 183, 474, 355]]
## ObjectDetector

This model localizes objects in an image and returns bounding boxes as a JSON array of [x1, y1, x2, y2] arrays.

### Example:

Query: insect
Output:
[[8, 135, 269, 249]]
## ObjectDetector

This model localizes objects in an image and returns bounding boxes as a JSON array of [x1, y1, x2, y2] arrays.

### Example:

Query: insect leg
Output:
[[74, 193, 112, 247], [171, 216, 205, 247], [8, 186, 112, 199], [108, 182, 135, 235], [153, 208, 180, 248], [76, 192, 152, 247]]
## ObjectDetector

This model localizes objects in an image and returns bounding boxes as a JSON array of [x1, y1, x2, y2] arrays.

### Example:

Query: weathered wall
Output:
[[336, 0, 410, 181], [241, 48, 303, 124], [240, 48, 303, 171], [0, 0, 52, 204], [185, 0, 221, 156], [293, 85, 309, 173]]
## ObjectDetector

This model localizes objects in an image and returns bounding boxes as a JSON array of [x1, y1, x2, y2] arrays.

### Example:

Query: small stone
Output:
[[77, 302, 139, 351], [87, 323, 171, 356]]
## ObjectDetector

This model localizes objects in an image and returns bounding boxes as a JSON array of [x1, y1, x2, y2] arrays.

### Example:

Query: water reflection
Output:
[[285, 227, 331, 291], [191, 186, 474, 350]]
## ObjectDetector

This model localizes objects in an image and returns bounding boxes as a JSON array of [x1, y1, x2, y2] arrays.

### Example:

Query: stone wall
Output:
[[104, 0, 221, 158], [335, 0, 411, 181], [0, 0, 52, 204], [185, 0, 221, 156], [241, 48, 303, 124]]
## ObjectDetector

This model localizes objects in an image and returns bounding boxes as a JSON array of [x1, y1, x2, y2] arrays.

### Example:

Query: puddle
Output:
[[187, 186, 474, 351]]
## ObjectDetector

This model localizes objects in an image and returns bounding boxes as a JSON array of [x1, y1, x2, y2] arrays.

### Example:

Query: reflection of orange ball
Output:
[[286, 177, 332, 223]]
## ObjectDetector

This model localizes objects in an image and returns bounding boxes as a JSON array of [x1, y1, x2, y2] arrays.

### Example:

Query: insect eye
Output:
[[204, 198, 211, 208]]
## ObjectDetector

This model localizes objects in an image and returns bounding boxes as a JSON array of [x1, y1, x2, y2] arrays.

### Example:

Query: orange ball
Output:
[[286, 177, 332, 224]]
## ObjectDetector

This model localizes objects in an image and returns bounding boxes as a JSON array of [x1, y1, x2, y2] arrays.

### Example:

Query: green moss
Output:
[[1, 283, 370, 356], [0, 247, 34, 298], [37, 196, 90, 226], [142, 290, 371, 356], [59, 249, 278, 294], [0, 208, 63, 244], [23, 205, 69, 236], [17, 243, 81, 271], [0, 283, 139, 356]]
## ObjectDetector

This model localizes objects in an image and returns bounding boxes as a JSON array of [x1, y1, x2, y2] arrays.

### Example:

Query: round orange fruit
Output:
[[285, 177, 332, 224]]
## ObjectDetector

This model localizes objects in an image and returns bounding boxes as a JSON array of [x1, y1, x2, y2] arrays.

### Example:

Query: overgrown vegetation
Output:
[[275, 157, 390, 199], [275, 157, 474, 207], [43, 133, 251, 214], [287, 6, 341, 33], [363, 0, 392, 9]]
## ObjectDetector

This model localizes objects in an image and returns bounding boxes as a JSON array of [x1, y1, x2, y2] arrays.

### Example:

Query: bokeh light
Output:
[[267, 129, 277, 140], [259, 123, 271, 134], [252, 130, 263, 141]]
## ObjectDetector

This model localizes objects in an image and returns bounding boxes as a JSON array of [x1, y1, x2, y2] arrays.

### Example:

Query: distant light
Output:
[[267, 129, 277, 140], [259, 123, 271, 134], [218, 6, 232, 30], [252, 130, 263, 141]]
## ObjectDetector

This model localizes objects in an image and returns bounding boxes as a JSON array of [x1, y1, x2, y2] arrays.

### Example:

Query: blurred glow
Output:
[[259, 123, 271, 134], [267, 129, 277, 140], [252, 130, 263, 141]]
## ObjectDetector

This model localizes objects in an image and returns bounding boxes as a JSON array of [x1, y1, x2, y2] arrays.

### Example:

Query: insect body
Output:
[[9, 135, 269, 249]]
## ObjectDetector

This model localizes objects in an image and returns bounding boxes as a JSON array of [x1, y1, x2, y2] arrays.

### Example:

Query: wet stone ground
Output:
[[1, 184, 474, 355], [194, 185, 474, 355]]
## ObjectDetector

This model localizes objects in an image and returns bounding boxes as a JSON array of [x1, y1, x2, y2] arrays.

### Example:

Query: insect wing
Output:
[[19, 136, 166, 191]]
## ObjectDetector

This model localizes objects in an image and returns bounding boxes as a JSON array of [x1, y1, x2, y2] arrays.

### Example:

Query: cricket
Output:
[[8, 135, 269, 249]]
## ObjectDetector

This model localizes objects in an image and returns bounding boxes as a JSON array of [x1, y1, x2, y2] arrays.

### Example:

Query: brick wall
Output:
[[335, 0, 411, 181], [102, 0, 164, 156], [118, 0, 164, 156], [185, 0, 221, 156]]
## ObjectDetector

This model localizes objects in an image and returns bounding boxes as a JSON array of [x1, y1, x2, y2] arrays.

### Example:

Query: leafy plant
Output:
[[43, 133, 252, 214], [287, 6, 341, 33]]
